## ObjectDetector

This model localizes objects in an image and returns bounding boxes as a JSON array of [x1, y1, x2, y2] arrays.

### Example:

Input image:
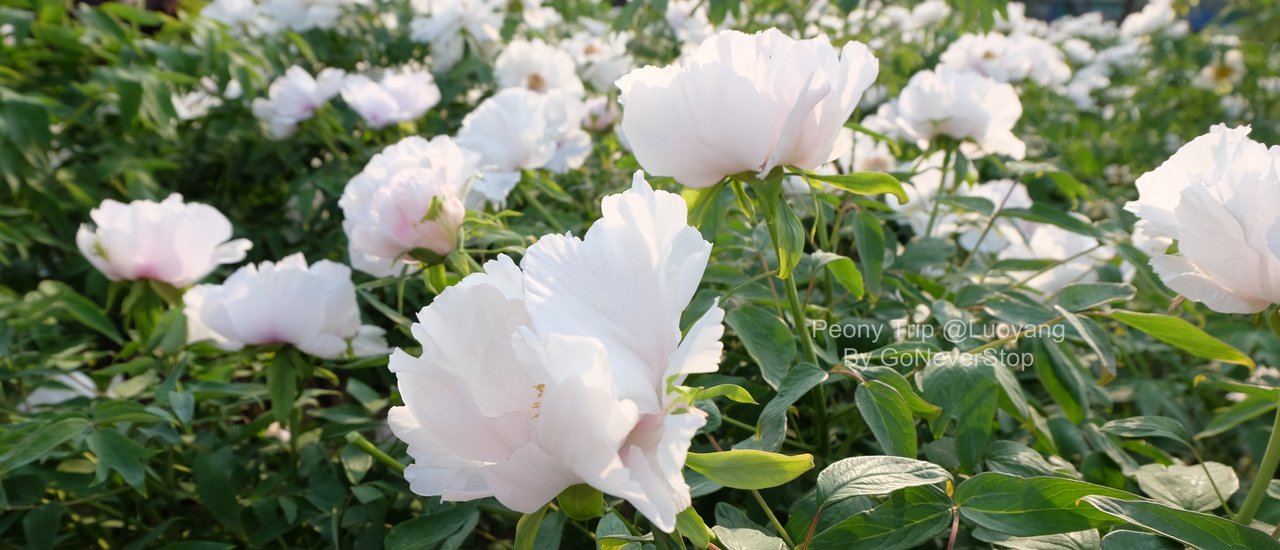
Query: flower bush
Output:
[[2, 0, 1280, 548]]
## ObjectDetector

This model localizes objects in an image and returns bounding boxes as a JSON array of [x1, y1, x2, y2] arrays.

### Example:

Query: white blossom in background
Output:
[[940, 32, 1070, 86], [455, 88, 589, 208], [172, 77, 242, 121], [583, 96, 619, 131], [20, 372, 121, 412], [1120, 0, 1176, 38], [563, 32, 633, 91], [1063, 64, 1110, 110], [519, 0, 560, 30], [341, 68, 441, 129], [200, 0, 273, 35], [251, 66, 346, 139], [185, 253, 388, 359], [665, 0, 716, 51], [1060, 38, 1095, 64], [1125, 125, 1280, 314], [1048, 12, 1116, 42], [77, 194, 251, 287], [1000, 219, 1116, 295], [260, 0, 369, 32], [1192, 49, 1245, 91], [494, 38, 585, 96], [340, 136, 478, 277], [409, 0, 503, 72], [879, 67, 1025, 159], [617, 29, 878, 188], [386, 173, 724, 533]]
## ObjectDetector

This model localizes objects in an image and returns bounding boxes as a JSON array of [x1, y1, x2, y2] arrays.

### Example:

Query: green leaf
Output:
[[808, 486, 953, 550], [807, 172, 908, 203], [725, 305, 796, 389], [1, 417, 90, 473], [39, 281, 122, 344], [811, 251, 865, 299], [852, 211, 886, 299], [815, 456, 951, 508], [676, 507, 712, 549], [514, 503, 550, 550], [1197, 396, 1277, 439], [955, 473, 1139, 536], [1082, 496, 1280, 549], [920, 353, 999, 471], [1000, 204, 1099, 237], [194, 448, 243, 536], [268, 352, 297, 424], [711, 526, 786, 550], [556, 484, 604, 521], [87, 429, 155, 494], [22, 502, 63, 550], [856, 367, 938, 419], [684, 450, 813, 490], [384, 503, 480, 550], [1109, 310, 1254, 368], [1100, 530, 1182, 550], [972, 526, 1100, 549], [1058, 283, 1136, 312], [1100, 416, 1192, 448], [1133, 462, 1238, 512], [855, 381, 917, 457], [736, 363, 827, 452]]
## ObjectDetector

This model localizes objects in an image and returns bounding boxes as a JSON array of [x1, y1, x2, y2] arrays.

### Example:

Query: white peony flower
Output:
[[77, 194, 251, 287], [616, 29, 879, 188], [259, 0, 368, 32], [494, 38, 585, 96], [340, 136, 479, 277], [882, 67, 1025, 160], [1192, 49, 1245, 91], [386, 173, 723, 532], [455, 88, 589, 207], [251, 66, 346, 139], [184, 253, 388, 359], [940, 32, 1071, 86], [408, 0, 503, 72], [563, 31, 634, 91], [201, 0, 270, 34], [1125, 125, 1280, 313], [1120, 0, 1176, 37], [341, 69, 441, 129]]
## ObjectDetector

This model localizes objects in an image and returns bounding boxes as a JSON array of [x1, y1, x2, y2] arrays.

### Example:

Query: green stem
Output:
[[345, 432, 406, 475], [516, 180, 566, 233], [751, 488, 796, 549], [1236, 396, 1280, 525], [922, 146, 954, 238]]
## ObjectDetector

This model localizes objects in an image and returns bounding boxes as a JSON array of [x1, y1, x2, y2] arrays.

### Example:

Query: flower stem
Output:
[[751, 488, 796, 549], [1235, 396, 1280, 525], [345, 432, 406, 475]]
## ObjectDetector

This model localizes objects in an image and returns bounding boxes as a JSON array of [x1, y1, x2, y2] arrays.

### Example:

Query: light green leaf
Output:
[[1133, 462, 1239, 512], [811, 251, 865, 299], [1109, 310, 1254, 368], [806, 171, 908, 203], [685, 450, 813, 490], [555, 484, 604, 521], [1058, 283, 1136, 312]]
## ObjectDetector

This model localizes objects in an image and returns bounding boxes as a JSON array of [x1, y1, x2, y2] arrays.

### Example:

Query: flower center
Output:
[[527, 73, 547, 92]]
